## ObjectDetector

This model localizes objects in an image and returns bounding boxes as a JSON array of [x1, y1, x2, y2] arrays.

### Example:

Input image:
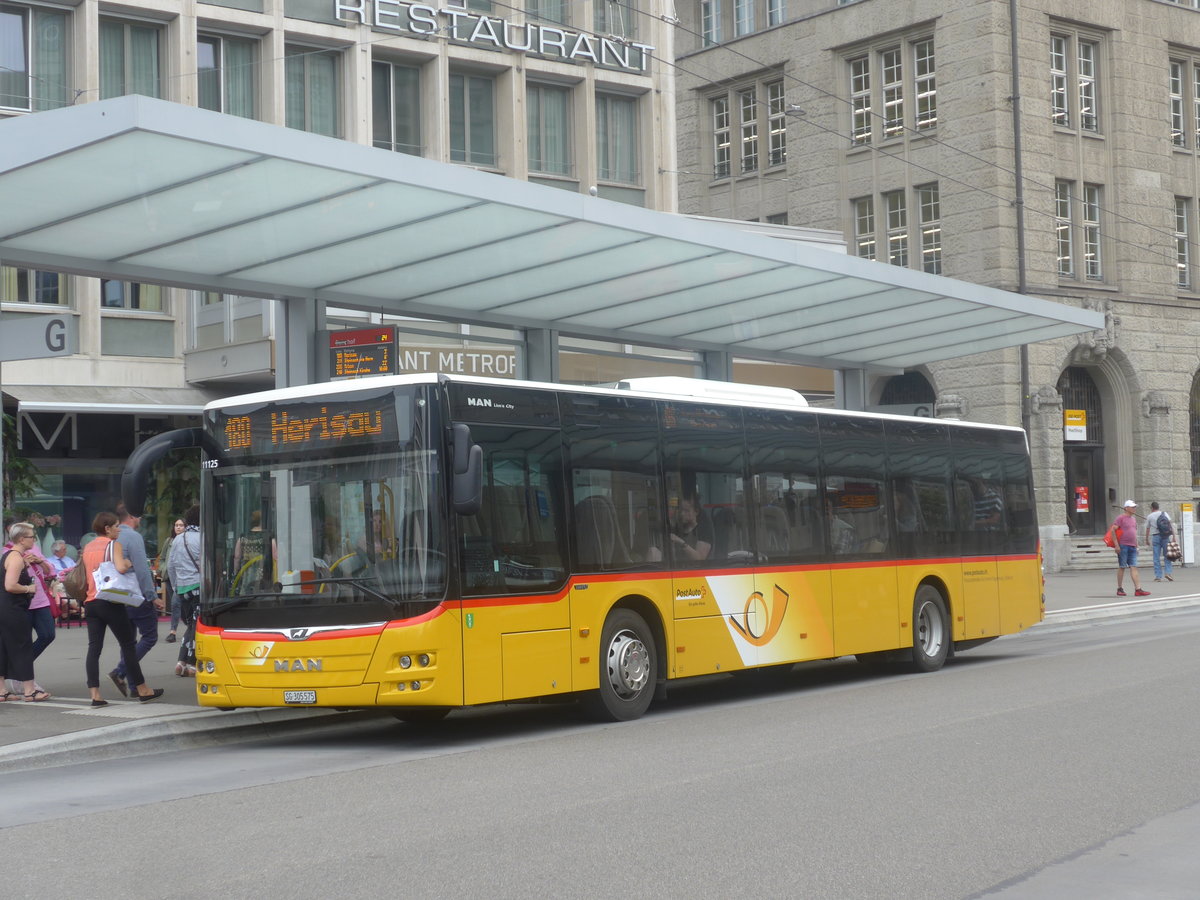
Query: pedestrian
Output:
[[1144, 501, 1175, 583], [167, 504, 201, 678], [2, 526, 56, 696], [1, 522, 51, 701], [106, 503, 162, 697], [1109, 500, 1150, 598], [81, 512, 164, 706], [160, 517, 185, 643]]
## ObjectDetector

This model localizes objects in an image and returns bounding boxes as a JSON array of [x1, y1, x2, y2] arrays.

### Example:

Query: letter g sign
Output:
[[45, 318, 66, 352]]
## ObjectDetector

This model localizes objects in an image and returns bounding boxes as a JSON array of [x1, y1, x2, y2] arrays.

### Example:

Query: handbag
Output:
[[1102, 529, 1116, 549], [62, 562, 88, 602], [92, 540, 143, 606], [1166, 537, 1183, 562]]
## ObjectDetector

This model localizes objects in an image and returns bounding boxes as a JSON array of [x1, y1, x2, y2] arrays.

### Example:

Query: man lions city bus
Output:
[[122, 374, 1042, 722]]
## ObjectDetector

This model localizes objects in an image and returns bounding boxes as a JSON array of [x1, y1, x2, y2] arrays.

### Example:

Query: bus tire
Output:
[[910, 585, 949, 673], [583, 608, 657, 722]]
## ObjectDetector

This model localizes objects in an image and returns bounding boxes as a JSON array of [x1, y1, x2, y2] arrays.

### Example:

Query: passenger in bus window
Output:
[[826, 496, 856, 555], [669, 495, 712, 562], [970, 478, 1004, 530]]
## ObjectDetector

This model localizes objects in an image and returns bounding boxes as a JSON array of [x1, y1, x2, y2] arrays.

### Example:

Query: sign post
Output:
[[1182, 502, 1194, 566]]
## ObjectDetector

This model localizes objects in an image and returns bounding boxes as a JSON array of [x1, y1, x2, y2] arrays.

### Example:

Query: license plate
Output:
[[283, 690, 317, 705]]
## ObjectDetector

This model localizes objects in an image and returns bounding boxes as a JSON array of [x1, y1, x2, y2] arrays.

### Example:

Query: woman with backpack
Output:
[[1145, 501, 1175, 583]]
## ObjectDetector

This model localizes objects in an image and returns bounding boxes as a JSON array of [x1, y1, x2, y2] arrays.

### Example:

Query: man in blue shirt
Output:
[[108, 504, 162, 696]]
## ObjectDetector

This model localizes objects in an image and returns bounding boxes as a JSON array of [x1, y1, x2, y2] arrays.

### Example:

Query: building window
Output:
[[0, 266, 65, 304], [850, 56, 871, 145], [1055, 180, 1104, 281], [0, 3, 68, 111], [852, 185, 939, 272], [450, 72, 496, 166], [527, 0, 567, 25], [372, 60, 420, 155], [767, 0, 785, 27], [881, 47, 903, 139], [917, 183, 941, 275], [708, 77, 785, 177], [914, 39, 936, 131], [198, 34, 256, 119], [1082, 183, 1102, 280], [101, 280, 163, 311], [1050, 31, 1101, 133], [765, 212, 788, 225], [1176, 197, 1191, 289], [527, 83, 572, 176], [285, 45, 339, 137], [701, 0, 723, 45], [596, 92, 638, 184], [712, 96, 731, 178], [738, 87, 758, 172], [1171, 61, 1186, 147], [1055, 180, 1074, 277], [767, 80, 786, 166], [595, 0, 635, 38], [884, 190, 908, 267], [99, 19, 161, 100], [847, 36, 934, 146], [734, 0, 754, 36], [853, 197, 875, 260]]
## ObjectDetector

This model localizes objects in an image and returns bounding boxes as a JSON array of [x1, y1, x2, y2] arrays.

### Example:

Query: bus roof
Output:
[[206, 373, 1027, 435]]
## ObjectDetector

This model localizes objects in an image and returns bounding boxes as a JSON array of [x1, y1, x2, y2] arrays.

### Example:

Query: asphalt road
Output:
[[2, 608, 1199, 899]]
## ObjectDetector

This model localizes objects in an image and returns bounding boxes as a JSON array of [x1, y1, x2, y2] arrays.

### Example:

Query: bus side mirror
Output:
[[450, 424, 483, 516]]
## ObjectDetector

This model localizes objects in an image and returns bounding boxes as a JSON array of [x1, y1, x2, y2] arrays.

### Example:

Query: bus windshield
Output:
[[205, 385, 445, 629]]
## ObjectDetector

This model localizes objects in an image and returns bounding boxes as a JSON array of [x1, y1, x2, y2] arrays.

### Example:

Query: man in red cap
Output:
[[1110, 500, 1150, 597]]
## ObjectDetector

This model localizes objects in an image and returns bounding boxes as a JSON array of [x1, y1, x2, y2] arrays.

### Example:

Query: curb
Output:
[[1040, 593, 1200, 626], [0, 705, 380, 773]]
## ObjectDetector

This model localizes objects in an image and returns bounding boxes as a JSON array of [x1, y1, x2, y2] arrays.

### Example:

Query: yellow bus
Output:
[[122, 374, 1042, 721]]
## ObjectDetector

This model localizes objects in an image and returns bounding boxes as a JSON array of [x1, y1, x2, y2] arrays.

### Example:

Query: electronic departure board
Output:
[[216, 393, 404, 458], [329, 327, 396, 378]]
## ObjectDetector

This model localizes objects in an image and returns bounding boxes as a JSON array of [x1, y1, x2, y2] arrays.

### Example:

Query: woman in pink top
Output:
[[1110, 500, 1150, 598]]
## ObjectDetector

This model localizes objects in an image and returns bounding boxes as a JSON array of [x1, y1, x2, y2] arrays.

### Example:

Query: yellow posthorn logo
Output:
[[729, 584, 789, 646]]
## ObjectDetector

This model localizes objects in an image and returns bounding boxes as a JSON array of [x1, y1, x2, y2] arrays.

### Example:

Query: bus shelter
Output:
[[0, 96, 1103, 402]]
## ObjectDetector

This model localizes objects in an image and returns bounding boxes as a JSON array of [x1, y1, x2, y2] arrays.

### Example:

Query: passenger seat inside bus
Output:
[[574, 495, 632, 570]]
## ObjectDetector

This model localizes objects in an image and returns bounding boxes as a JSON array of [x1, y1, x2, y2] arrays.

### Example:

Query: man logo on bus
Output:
[[728, 584, 789, 647]]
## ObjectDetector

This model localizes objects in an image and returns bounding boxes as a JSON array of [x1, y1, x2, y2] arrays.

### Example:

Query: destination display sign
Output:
[[217, 394, 401, 457], [329, 327, 396, 379]]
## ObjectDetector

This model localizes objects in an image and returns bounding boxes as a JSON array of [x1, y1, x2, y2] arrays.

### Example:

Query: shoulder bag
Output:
[[62, 560, 88, 602], [93, 540, 143, 605]]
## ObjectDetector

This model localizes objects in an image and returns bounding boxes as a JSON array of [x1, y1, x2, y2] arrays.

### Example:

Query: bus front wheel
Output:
[[583, 609, 657, 722], [911, 585, 950, 673]]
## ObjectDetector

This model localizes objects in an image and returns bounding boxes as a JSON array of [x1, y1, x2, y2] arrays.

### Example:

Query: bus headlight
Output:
[[399, 655, 412, 669], [418, 654, 430, 667]]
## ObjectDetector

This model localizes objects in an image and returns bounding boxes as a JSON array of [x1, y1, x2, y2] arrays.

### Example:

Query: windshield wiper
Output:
[[206, 592, 288, 616], [302, 576, 396, 606]]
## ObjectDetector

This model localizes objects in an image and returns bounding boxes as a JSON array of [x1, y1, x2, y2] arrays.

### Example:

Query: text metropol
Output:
[[334, 1, 656, 73]]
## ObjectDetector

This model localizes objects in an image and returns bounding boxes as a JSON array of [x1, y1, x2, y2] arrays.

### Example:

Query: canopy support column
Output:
[[525, 329, 559, 383], [702, 350, 732, 382], [835, 368, 868, 411], [276, 297, 324, 389]]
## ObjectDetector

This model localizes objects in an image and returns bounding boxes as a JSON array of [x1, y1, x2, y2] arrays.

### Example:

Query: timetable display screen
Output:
[[215, 392, 407, 458]]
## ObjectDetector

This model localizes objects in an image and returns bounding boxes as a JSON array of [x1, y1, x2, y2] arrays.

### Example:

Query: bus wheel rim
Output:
[[917, 601, 943, 657], [606, 629, 650, 698]]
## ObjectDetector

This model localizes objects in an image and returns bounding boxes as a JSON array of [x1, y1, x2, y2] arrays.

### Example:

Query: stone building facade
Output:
[[675, 0, 1200, 569]]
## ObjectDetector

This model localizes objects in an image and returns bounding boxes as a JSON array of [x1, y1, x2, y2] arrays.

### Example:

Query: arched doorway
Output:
[[1059, 366, 1105, 534], [876, 371, 936, 416]]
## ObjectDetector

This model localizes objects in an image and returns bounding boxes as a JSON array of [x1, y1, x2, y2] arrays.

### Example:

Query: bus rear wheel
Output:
[[583, 609, 657, 722], [911, 585, 949, 673]]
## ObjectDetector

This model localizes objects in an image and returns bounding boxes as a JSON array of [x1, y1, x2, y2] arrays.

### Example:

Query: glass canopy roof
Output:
[[0, 96, 1103, 373]]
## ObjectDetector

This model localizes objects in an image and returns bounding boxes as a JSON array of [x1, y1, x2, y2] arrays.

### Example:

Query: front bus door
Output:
[[1065, 446, 1105, 536]]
